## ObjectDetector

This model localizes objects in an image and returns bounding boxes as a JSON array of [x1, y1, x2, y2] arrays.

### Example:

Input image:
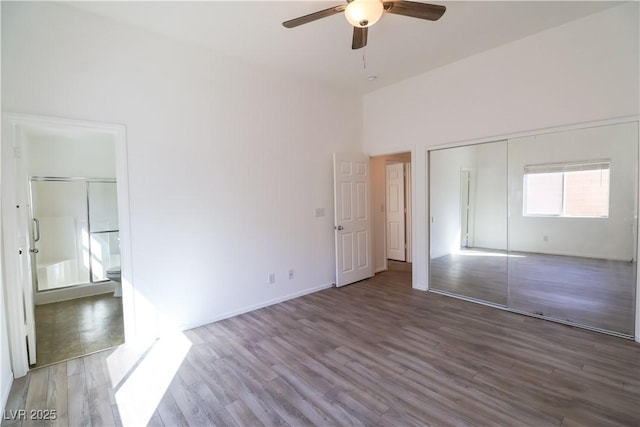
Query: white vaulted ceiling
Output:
[[68, 1, 621, 93]]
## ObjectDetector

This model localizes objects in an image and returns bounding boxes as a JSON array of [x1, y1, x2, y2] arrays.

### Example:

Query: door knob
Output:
[[29, 248, 39, 254], [336, 225, 344, 231]]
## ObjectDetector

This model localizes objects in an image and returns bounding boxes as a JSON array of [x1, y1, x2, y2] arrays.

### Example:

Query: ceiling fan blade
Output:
[[283, 5, 346, 28], [352, 26, 368, 50], [383, 1, 446, 21]]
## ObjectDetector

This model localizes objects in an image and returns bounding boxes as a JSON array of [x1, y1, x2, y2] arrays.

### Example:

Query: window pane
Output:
[[525, 172, 563, 215], [564, 169, 609, 217]]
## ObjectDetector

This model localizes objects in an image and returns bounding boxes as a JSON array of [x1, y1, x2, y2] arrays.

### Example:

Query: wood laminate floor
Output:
[[431, 249, 636, 336], [3, 266, 639, 426]]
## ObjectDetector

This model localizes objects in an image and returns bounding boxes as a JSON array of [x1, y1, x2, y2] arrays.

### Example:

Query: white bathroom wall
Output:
[[508, 122, 638, 260], [364, 2, 639, 290], [25, 130, 116, 178], [2, 2, 362, 331]]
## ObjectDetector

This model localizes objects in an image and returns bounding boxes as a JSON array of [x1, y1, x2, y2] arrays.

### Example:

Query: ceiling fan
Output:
[[283, 0, 446, 50]]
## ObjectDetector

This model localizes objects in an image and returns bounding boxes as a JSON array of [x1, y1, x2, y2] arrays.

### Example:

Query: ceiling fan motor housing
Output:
[[345, 0, 384, 28]]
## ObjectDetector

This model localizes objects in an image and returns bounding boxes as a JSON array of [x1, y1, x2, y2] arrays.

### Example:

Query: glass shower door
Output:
[[88, 181, 120, 281], [30, 180, 90, 290]]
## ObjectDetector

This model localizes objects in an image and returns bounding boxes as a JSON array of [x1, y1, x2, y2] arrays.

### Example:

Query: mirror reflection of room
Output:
[[507, 122, 637, 336], [429, 121, 638, 337], [429, 141, 508, 306]]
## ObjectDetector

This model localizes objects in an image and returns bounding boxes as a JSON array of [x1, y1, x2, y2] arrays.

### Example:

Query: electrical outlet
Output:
[[268, 273, 275, 284], [288, 269, 294, 280], [543, 235, 549, 242]]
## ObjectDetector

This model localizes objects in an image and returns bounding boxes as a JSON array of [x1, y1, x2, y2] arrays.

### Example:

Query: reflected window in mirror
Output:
[[523, 161, 610, 218]]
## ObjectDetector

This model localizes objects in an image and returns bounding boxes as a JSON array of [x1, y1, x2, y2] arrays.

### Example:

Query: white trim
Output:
[[367, 148, 419, 289], [427, 115, 640, 152], [405, 162, 412, 263], [34, 283, 116, 305], [421, 146, 429, 292], [523, 159, 610, 174], [1, 113, 135, 376], [636, 120, 640, 343], [0, 119, 14, 411], [177, 282, 335, 332], [374, 267, 388, 274], [1, 118, 30, 377]]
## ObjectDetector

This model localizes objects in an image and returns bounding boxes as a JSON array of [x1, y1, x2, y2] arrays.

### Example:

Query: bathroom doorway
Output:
[[20, 125, 124, 367]]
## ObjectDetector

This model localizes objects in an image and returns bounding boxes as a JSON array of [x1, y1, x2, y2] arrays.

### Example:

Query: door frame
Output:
[[1, 113, 134, 377], [371, 150, 416, 287], [459, 168, 475, 248]]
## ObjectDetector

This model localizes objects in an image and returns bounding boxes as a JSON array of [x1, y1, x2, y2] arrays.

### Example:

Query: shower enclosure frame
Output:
[[29, 175, 119, 293]]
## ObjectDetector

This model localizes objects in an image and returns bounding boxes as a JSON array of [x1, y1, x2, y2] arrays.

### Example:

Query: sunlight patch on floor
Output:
[[114, 330, 191, 426]]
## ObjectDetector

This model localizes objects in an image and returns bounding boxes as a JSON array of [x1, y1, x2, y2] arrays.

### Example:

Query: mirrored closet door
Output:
[[429, 141, 508, 306], [429, 121, 638, 337]]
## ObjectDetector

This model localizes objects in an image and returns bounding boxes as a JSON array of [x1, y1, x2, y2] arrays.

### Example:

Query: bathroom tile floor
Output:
[[33, 293, 124, 368]]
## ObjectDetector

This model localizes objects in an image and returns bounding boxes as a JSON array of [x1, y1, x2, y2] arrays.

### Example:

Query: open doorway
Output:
[[2, 114, 133, 376], [371, 152, 412, 279], [26, 127, 124, 367]]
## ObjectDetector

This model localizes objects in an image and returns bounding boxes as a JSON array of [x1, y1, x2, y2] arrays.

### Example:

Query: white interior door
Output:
[[386, 163, 406, 261], [333, 153, 373, 287]]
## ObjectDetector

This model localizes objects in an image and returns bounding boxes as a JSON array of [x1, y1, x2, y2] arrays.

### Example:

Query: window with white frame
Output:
[[523, 161, 610, 218]]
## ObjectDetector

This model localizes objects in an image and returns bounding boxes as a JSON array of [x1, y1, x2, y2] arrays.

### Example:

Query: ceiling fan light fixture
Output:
[[345, 0, 384, 28]]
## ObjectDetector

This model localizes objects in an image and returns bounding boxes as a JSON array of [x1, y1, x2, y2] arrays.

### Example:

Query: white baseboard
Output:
[[35, 282, 116, 305], [178, 282, 335, 332], [374, 267, 387, 273], [413, 281, 427, 291], [508, 248, 632, 262]]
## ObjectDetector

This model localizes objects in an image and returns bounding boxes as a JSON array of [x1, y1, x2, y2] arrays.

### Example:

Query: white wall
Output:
[[2, 2, 362, 331], [429, 145, 475, 259], [25, 130, 116, 178], [509, 122, 638, 260], [364, 2, 639, 290], [473, 141, 507, 251], [429, 121, 637, 261]]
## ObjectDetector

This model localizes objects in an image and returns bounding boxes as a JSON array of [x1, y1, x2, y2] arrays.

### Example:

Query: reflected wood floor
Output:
[[3, 266, 639, 426], [431, 249, 636, 335]]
